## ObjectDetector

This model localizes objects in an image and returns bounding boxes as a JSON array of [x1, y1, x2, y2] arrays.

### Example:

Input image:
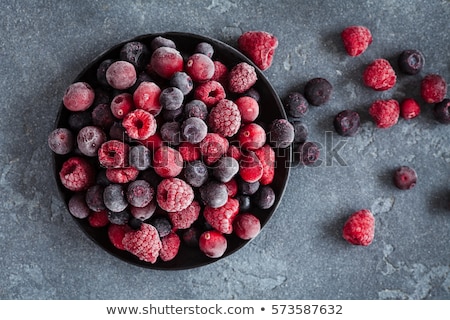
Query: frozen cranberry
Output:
[[106, 61, 137, 90], [133, 81, 162, 115], [235, 96, 259, 123], [185, 53, 215, 82], [110, 93, 134, 119], [150, 46, 184, 79], [63, 82, 95, 112]]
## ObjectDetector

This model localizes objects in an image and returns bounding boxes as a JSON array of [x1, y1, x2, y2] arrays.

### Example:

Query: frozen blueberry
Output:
[[159, 87, 184, 111], [96, 59, 115, 87], [160, 121, 181, 146], [182, 227, 201, 247], [151, 217, 172, 237], [253, 185, 275, 209], [334, 110, 360, 137], [269, 119, 295, 148], [48, 128, 74, 155], [162, 106, 184, 122], [297, 142, 320, 166], [213, 156, 239, 183], [291, 121, 308, 144], [130, 71, 154, 92], [195, 42, 214, 58], [284, 92, 309, 118], [77, 126, 106, 157], [85, 184, 106, 212], [236, 194, 251, 212], [120, 41, 150, 71], [184, 160, 208, 187], [200, 180, 228, 208], [129, 145, 151, 170], [398, 49, 425, 75], [434, 99, 450, 124], [304, 78, 333, 106], [127, 180, 154, 208], [184, 99, 208, 120], [96, 169, 110, 187], [181, 117, 208, 144], [238, 179, 260, 195], [242, 87, 260, 102], [170, 71, 193, 95], [128, 216, 143, 230], [109, 122, 131, 142], [108, 209, 130, 225], [150, 36, 176, 51], [91, 103, 115, 130], [103, 184, 128, 212], [68, 111, 92, 132]]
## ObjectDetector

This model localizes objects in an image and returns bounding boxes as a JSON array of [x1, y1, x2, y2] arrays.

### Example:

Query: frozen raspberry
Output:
[[237, 31, 278, 70], [110, 93, 134, 119], [284, 92, 309, 118], [239, 151, 263, 183], [400, 98, 421, 120], [393, 166, 417, 190], [103, 184, 129, 213], [363, 59, 397, 91], [181, 117, 208, 144], [63, 82, 95, 112], [238, 123, 266, 151], [153, 146, 183, 178], [233, 213, 261, 240], [130, 200, 157, 221], [333, 110, 361, 136], [156, 178, 194, 212], [434, 99, 450, 124], [68, 192, 90, 219], [228, 62, 258, 93], [342, 209, 375, 246], [211, 60, 229, 85], [224, 178, 238, 197], [184, 99, 208, 120], [59, 157, 95, 191], [421, 74, 447, 104], [140, 132, 163, 151], [77, 125, 106, 157], [254, 144, 275, 185], [170, 71, 193, 95], [195, 42, 214, 57], [269, 119, 294, 148], [92, 103, 115, 130], [150, 36, 176, 51], [183, 160, 209, 187], [398, 49, 425, 75], [253, 185, 275, 209], [297, 142, 321, 166], [108, 223, 132, 250], [369, 99, 400, 129], [122, 109, 157, 140], [106, 61, 137, 90], [120, 41, 149, 71], [194, 80, 226, 107], [150, 46, 184, 79], [199, 133, 229, 165], [48, 128, 74, 155], [133, 81, 162, 115], [304, 78, 333, 106], [203, 197, 239, 234], [168, 200, 201, 229], [235, 96, 259, 123], [159, 232, 181, 262], [122, 223, 162, 263], [208, 99, 241, 137], [127, 180, 154, 208], [178, 142, 201, 162], [227, 145, 242, 161], [98, 140, 129, 168], [341, 25, 372, 57], [88, 210, 109, 228], [200, 180, 229, 208], [185, 53, 215, 82], [199, 230, 227, 258], [85, 184, 106, 212], [213, 156, 239, 183], [106, 167, 139, 184]]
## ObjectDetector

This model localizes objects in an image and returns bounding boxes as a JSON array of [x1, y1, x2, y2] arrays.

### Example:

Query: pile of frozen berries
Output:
[[49, 32, 291, 264]]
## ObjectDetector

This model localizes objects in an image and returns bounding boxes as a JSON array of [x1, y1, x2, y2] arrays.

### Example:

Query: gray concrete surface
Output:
[[1, 0, 449, 299]]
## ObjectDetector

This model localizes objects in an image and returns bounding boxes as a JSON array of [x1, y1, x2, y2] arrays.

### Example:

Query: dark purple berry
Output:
[[108, 209, 130, 225], [252, 185, 275, 209], [162, 106, 184, 122], [68, 192, 90, 219], [269, 119, 295, 148], [160, 121, 181, 146], [398, 49, 425, 75], [297, 142, 320, 166], [183, 160, 208, 187], [129, 145, 151, 170], [200, 180, 228, 208], [213, 156, 239, 183], [150, 36, 176, 51], [393, 166, 417, 190], [238, 179, 260, 195], [334, 110, 361, 137], [120, 41, 150, 71], [130, 71, 154, 92], [139, 168, 162, 188], [96, 169, 110, 187], [236, 194, 251, 212], [93, 88, 112, 106], [48, 128, 74, 155], [434, 99, 450, 124], [151, 217, 172, 237], [85, 184, 106, 212], [128, 216, 143, 230], [91, 103, 115, 130], [291, 121, 308, 144], [103, 184, 128, 212], [184, 99, 208, 120], [109, 121, 131, 142], [284, 92, 309, 118], [68, 111, 92, 132], [170, 71, 193, 95], [127, 180, 154, 208], [195, 42, 214, 58], [181, 117, 208, 144], [242, 88, 260, 102], [182, 227, 200, 247], [304, 78, 333, 106], [159, 87, 184, 110], [96, 59, 115, 87], [77, 125, 106, 157]]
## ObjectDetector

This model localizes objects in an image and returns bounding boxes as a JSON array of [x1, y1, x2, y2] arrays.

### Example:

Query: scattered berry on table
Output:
[[85, 184, 106, 212], [122, 223, 162, 263], [291, 121, 308, 144], [213, 156, 239, 183], [122, 109, 157, 140], [238, 123, 266, 151], [170, 71, 193, 95], [342, 209, 375, 246], [203, 197, 239, 234], [110, 93, 134, 119], [184, 99, 208, 120], [168, 200, 201, 230], [228, 62, 258, 93], [183, 160, 209, 187], [119, 41, 150, 71], [199, 230, 227, 258], [421, 73, 447, 104], [269, 119, 294, 148], [185, 53, 215, 82], [194, 80, 226, 107], [151, 216, 172, 238], [48, 128, 74, 155], [68, 192, 91, 219], [252, 185, 275, 209], [127, 180, 154, 208], [159, 87, 184, 111], [333, 110, 361, 137], [159, 232, 181, 262], [393, 166, 417, 190], [156, 178, 194, 212], [181, 117, 208, 144], [208, 99, 242, 137], [398, 49, 425, 75], [434, 98, 450, 124], [284, 92, 309, 118], [237, 31, 278, 70], [297, 142, 321, 166], [153, 146, 183, 178], [369, 99, 400, 129], [341, 25, 372, 57], [200, 180, 229, 208], [103, 184, 128, 213], [235, 96, 259, 123], [98, 140, 129, 168], [105, 167, 139, 184], [63, 82, 95, 112], [151, 46, 184, 79], [59, 156, 95, 191], [77, 126, 106, 157], [400, 98, 421, 120], [133, 81, 162, 115], [233, 213, 261, 240], [363, 59, 397, 91], [106, 61, 137, 90], [304, 77, 333, 106]]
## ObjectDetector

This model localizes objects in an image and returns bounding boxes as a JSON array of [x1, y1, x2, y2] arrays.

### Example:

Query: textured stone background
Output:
[[0, 0, 449, 299]]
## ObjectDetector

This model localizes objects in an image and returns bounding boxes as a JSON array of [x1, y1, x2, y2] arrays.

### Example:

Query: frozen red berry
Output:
[[211, 60, 229, 85], [153, 146, 183, 178], [363, 59, 397, 91], [434, 99, 450, 124], [341, 25, 372, 57], [369, 99, 400, 129], [48, 128, 74, 155], [208, 99, 241, 137], [199, 230, 227, 258], [203, 197, 239, 234], [224, 178, 238, 197], [342, 209, 375, 246], [133, 81, 162, 115], [254, 144, 275, 185], [98, 140, 129, 168], [122, 223, 162, 263], [122, 109, 157, 140], [235, 96, 259, 123], [400, 98, 421, 120], [150, 46, 184, 79], [63, 82, 95, 112], [159, 232, 181, 262], [194, 80, 226, 107], [59, 156, 95, 191], [239, 151, 263, 183], [185, 53, 215, 82], [168, 200, 201, 230], [237, 31, 278, 71], [140, 132, 163, 151], [199, 133, 229, 165], [238, 123, 266, 151], [393, 166, 417, 190], [106, 61, 137, 90], [178, 142, 201, 162], [108, 223, 132, 250], [110, 93, 134, 119], [88, 210, 109, 228], [421, 74, 447, 104], [106, 167, 139, 184], [156, 178, 194, 212], [233, 213, 261, 240], [228, 62, 258, 93], [227, 145, 242, 161]]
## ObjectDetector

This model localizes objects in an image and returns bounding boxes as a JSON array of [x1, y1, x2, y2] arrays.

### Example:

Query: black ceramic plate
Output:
[[53, 32, 291, 270]]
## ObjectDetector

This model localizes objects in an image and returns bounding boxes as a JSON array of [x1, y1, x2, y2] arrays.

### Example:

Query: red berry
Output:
[[194, 80, 226, 107], [199, 230, 227, 258], [156, 178, 194, 212], [133, 81, 162, 115], [393, 166, 417, 190], [239, 151, 263, 183], [159, 232, 181, 262], [421, 74, 447, 104], [150, 47, 184, 79], [228, 62, 258, 93], [63, 82, 95, 112], [400, 98, 421, 120], [168, 200, 201, 230], [122, 109, 157, 140], [110, 93, 134, 119], [363, 59, 397, 91], [342, 209, 375, 246], [224, 178, 238, 197], [233, 213, 261, 240], [235, 96, 259, 123], [48, 128, 74, 155], [238, 123, 266, 151], [108, 223, 132, 250], [208, 99, 241, 137], [140, 132, 163, 151], [98, 140, 129, 168], [237, 31, 278, 71], [227, 145, 242, 161], [341, 25, 372, 57], [199, 133, 229, 165], [185, 53, 215, 82], [153, 146, 183, 178], [203, 198, 239, 234], [254, 144, 275, 185], [106, 167, 139, 184], [88, 210, 109, 228], [59, 156, 95, 191], [369, 99, 400, 129], [178, 142, 201, 162], [211, 60, 229, 85], [122, 223, 162, 263], [106, 61, 137, 90]]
